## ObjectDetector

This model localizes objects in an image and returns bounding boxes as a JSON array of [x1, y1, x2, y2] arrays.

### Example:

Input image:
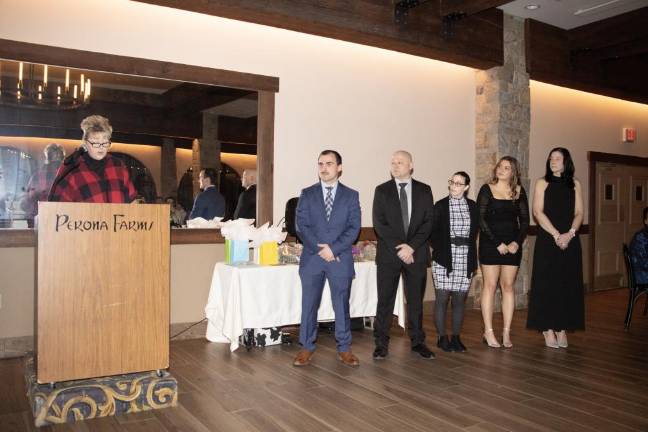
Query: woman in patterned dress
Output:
[[431, 171, 479, 352]]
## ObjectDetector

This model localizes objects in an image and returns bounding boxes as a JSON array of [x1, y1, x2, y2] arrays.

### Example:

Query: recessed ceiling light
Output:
[[525, 4, 541, 10]]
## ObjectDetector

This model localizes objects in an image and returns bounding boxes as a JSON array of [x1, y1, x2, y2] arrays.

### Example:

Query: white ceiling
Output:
[[499, 0, 648, 29]]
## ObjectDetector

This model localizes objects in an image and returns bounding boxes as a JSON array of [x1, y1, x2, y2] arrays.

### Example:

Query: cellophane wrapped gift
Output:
[[279, 243, 302, 264]]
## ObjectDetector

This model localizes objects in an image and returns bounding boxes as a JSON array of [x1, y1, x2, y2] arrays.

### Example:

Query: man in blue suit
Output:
[[189, 168, 225, 220], [293, 150, 361, 367]]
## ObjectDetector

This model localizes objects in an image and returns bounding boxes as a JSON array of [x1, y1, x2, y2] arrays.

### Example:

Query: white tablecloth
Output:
[[205, 261, 405, 351]]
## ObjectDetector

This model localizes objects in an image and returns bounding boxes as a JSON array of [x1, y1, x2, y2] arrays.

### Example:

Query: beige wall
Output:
[[529, 81, 648, 224], [0, 0, 477, 225], [0, 244, 226, 339]]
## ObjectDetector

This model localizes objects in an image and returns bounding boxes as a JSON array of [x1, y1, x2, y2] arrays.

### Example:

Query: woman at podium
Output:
[[48, 115, 137, 203]]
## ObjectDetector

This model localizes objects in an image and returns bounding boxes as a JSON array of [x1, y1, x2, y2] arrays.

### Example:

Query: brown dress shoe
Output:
[[293, 349, 314, 367], [337, 350, 360, 367]]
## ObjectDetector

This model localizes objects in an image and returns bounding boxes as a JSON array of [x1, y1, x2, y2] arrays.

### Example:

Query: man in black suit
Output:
[[189, 168, 225, 220], [372, 151, 435, 359], [233, 169, 257, 221]]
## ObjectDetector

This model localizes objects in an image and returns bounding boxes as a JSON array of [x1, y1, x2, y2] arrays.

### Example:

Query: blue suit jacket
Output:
[[189, 186, 225, 220], [296, 182, 361, 277]]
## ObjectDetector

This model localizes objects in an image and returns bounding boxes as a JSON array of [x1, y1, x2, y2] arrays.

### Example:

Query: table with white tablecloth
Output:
[[205, 261, 405, 351]]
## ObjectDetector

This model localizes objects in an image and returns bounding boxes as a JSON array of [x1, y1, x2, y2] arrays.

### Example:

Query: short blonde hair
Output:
[[80, 115, 113, 141]]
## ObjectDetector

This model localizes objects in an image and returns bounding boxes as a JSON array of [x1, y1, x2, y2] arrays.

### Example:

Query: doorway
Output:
[[590, 152, 648, 291]]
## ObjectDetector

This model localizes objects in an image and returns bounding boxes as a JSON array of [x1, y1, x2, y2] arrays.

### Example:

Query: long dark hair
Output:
[[544, 147, 575, 188], [489, 156, 521, 199]]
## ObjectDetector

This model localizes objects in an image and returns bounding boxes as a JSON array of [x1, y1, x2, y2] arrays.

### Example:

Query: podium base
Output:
[[23, 354, 177, 427]]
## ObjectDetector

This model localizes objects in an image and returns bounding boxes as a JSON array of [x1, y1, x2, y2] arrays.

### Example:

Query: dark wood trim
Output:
[[588, 156, 597, 295], [588, 151, 648, 167], [0, 38, 279, 93], [171, 229, 224, 244], [439, 0, 510, 17], [256, 91, 274, 225], [0, 228, 226, 247], [0, 223, 591, 248], [0, 229, 36, 248]]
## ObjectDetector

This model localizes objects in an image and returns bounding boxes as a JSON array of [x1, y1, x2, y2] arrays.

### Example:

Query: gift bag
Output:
[[226, 239, 250, 264], [260, 241, 279, 265]]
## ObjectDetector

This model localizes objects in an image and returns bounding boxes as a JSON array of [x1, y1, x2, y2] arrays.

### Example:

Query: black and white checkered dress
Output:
[[433, 196, 472, 292]]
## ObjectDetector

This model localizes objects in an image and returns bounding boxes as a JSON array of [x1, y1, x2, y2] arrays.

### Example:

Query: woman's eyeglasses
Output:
[[86, 140, 111, 149], [448, 180, 466, 187]]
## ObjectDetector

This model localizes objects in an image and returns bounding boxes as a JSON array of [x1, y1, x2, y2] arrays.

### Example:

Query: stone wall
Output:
[[473, 14, 531, 311]]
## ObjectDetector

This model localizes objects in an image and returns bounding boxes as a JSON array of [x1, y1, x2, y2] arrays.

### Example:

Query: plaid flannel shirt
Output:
[[49, 153, 136, 203]]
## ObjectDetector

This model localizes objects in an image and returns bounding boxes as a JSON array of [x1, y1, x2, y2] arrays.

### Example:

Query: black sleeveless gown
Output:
[[526, 176, 585, 331]]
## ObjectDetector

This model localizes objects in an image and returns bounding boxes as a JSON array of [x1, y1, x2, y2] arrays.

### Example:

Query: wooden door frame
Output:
[[0, 38, 279, 241], [588, 151, 648, 293]]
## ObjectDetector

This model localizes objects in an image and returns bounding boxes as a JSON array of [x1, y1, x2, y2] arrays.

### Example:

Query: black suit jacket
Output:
[[189, 186, 225, 220], [233, 184, 256, 220], [372, 179, 434, 265]]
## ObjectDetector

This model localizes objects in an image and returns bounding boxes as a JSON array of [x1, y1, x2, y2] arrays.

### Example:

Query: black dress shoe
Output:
[[437, 335, 452, 352], [450, 335, 467, 352], [373, 346, 388, 360], [411, 344, 435, 359]]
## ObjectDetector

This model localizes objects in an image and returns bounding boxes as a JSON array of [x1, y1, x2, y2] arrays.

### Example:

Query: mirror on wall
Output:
[[0, 59, 258, 228]]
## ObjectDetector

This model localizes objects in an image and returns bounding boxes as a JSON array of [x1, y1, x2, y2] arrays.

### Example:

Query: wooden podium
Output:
[[36, 202, 170, 383]]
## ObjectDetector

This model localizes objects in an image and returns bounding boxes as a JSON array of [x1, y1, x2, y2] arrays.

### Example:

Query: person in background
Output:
[[629, 207, 648, 285], [188, 168, 225, 220], [48, 115, 136, 203], [233, 168, 257, 221], [21, 143, 66, 221], [166, 196, 187, 227], [430, 171, 479, 352]]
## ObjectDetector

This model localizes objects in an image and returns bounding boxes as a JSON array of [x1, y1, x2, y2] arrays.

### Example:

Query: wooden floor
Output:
[[2, 288, 647, 432]]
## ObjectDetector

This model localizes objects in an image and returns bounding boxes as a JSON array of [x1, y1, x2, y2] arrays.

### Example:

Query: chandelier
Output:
[[0, 60, 91, 110]]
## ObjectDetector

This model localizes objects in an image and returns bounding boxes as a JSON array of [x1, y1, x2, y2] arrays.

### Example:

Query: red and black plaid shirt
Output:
[[49, 153, 137, 203]]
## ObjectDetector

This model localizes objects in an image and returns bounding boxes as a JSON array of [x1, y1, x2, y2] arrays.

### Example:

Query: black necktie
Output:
[[399, 182, 409, 235]]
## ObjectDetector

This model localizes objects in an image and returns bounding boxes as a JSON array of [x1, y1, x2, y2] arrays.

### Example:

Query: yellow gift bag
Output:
[[260, 241, 279, 265]]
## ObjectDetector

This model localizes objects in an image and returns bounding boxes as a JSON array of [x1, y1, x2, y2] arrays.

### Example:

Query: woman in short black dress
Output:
[[477, 156, 529, 348], [526, 147, 584, 348]]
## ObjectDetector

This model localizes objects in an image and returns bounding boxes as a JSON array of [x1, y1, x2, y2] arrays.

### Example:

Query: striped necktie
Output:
[[325, 186, 333, 221]]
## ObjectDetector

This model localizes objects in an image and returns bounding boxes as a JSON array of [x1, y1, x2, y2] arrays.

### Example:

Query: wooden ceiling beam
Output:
[[525, 14, 648, 106], [439, 0, 510, 18], [135, 0, 503, 69]]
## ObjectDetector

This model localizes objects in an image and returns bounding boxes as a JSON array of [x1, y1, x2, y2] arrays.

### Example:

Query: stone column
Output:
[[473, 14, 531, 310], [160, 137, 177, 199]]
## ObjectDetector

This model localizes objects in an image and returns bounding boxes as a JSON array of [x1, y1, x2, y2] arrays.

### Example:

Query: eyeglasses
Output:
[[448, 180, 466, 187], [86, 139, 111, 149]]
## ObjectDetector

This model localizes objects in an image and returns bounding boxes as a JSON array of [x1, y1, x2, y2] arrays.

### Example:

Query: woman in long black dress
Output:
[[527, 148, 584, 348], [477, 156, 529, 348]]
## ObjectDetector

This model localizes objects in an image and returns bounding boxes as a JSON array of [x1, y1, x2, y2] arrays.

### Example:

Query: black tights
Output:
[[434, 289, 468, 336]]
